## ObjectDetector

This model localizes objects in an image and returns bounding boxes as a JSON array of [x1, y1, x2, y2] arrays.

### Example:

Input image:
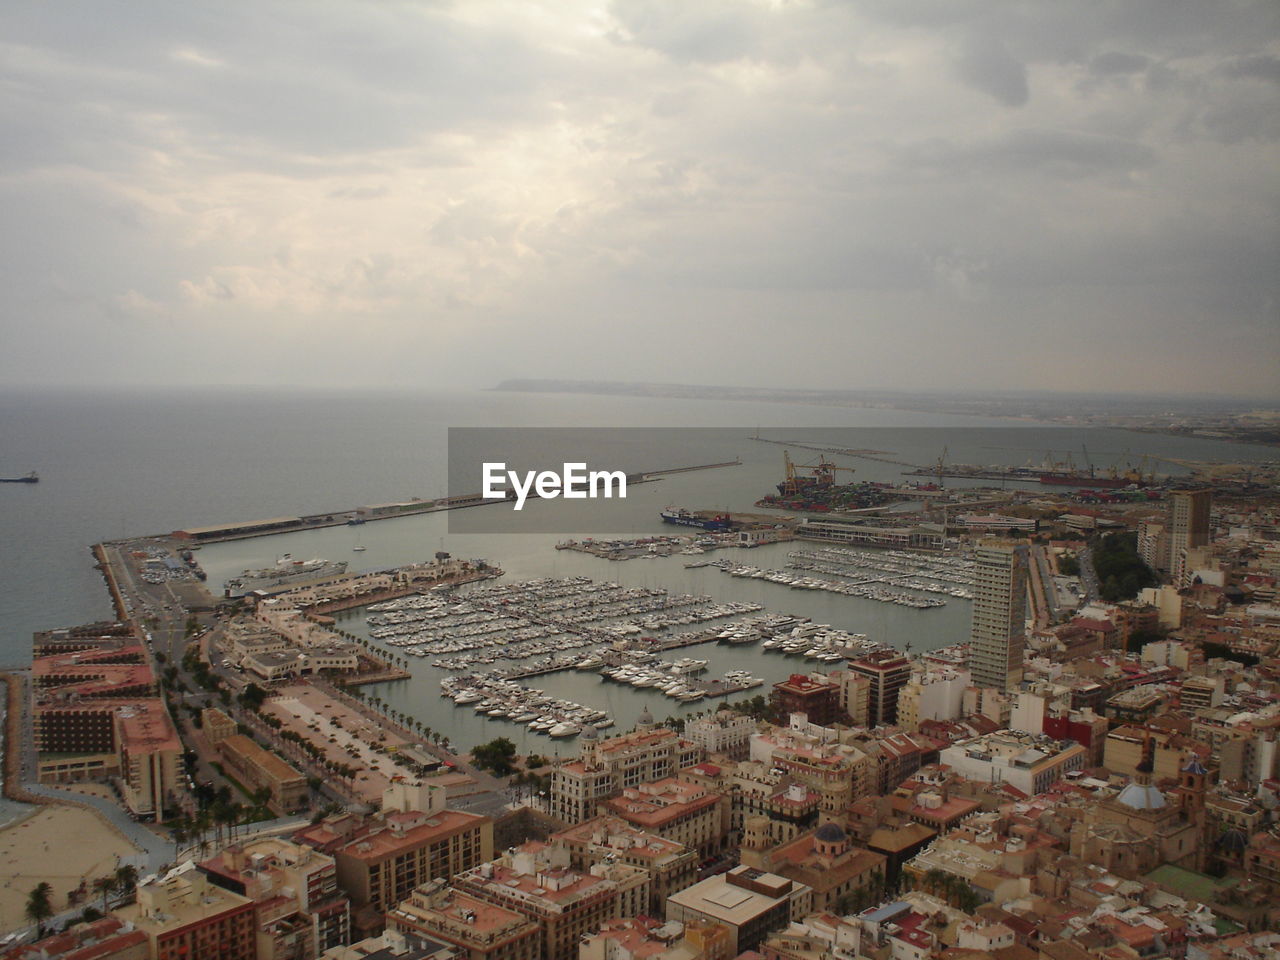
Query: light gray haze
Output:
[[1, 1, 1277, 396]]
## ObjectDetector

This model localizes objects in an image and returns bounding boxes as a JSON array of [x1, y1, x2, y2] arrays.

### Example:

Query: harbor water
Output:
[[3, 386, 1275, 762]]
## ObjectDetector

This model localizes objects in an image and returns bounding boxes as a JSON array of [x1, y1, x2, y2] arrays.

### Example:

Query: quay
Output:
[[750, 436, 922, 469], [555, 532, 741, 560], [639, 459, 742, 478], [161, 459, 746, 546]]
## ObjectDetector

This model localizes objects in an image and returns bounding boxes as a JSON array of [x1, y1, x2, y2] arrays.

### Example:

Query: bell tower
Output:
[[1178, 752, 1210, 870]]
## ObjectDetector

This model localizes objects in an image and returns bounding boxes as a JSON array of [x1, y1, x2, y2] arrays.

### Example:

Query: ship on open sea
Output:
[[0, 471, 38, 484], [223, 554, 349, 597]]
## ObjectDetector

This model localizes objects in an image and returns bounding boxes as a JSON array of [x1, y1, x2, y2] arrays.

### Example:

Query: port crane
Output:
[[779, 451, 855, 496]]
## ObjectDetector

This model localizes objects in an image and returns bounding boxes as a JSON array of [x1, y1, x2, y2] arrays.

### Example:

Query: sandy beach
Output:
[[0, 805, 141, 932]]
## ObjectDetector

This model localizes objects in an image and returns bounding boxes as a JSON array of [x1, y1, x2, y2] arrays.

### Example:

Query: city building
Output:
[[323, 807, 493, 935], [550, 815, 698, 914], [113, 862, 257, 960], [1, 917, 148, 960], [579, 917, 731, 960], [967, 540, 1029, 693], [684, 711, 755, 760], [600, 777, 724, 856], [895, 667, 969, 732], [847, 651, 911, 726], [740, 821, 885, 912], [666, 865, 812, 955], [828, 669, 871, 727], [938, 731, 1087, 796], [199, 836, 351, 958], [207, 725, 310, 814], [770, 674, 842, 727], [386, 882, 541, 960], [30, 632, 182, 820], [1169, 488, 1212, 589], [451, 845, 625, 960], [750, 726, 874, 815], [113, 701, 183, 821], [320, 929, 460, 960], [1071, 752, 1206, 878], [549, 716, 701, 824]]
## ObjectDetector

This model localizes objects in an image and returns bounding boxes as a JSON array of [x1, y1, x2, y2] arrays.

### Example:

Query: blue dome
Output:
[[1116, 781, 1166, 810]]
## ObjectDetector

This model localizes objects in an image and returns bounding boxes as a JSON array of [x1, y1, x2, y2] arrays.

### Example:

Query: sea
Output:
[[1, 386, 1274, 774]]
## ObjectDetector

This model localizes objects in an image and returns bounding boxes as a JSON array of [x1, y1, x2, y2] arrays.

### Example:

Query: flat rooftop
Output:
[[667, 869, 801, 925], [337, 810, 487, 862]]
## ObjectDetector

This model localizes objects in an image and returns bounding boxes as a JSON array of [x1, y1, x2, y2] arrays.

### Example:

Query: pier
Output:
[[750, 436, 922, 469], [165, 459, 747, 545]]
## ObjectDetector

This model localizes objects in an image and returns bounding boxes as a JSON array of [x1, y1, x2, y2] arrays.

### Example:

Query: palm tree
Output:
[[923, 868, 947, 897], [25, 882, 53, 936], [114, 864, 139, 897], [92, 876, 116, 913]]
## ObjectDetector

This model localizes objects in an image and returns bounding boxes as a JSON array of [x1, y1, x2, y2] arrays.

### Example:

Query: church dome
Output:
[[815, 822, 847, 844], [580, 723, 598, 741], [1215, 827, 1249, 855], [637, 706, 654, 727], [1115, 781, 1166, 810]]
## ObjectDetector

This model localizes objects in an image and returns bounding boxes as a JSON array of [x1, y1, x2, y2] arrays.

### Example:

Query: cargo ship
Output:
[[661, 509, 736, 532], [0, 471, 38, 484], [224, 554, 349, 597]]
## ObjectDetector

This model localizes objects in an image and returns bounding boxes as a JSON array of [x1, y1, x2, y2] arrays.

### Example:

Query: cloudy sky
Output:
[[1, 0, 1277, 396]]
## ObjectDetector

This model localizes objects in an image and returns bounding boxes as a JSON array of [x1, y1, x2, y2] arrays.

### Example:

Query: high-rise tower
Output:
[[968, 539, 1028, 693], [1168, 489, 1211, 589]]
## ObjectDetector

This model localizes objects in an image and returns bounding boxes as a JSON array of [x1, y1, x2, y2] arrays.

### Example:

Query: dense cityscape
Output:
[[2, 448, 1280, 960], [3, 1, 1278, 958]]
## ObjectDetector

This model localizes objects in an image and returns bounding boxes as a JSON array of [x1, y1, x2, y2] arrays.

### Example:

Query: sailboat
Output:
[[353, 532, 367, 552]]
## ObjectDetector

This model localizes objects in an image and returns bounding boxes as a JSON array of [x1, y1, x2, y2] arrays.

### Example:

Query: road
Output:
[[1078, 543, 1102, 604], [314, 679, 514, 817]]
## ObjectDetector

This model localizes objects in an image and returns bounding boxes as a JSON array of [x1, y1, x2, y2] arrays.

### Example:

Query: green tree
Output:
[[92, 876, 116, 913], [114, 864, 139, 896], [239, 683, 267, 711], [471, 737, 518, 777], [25, 882, 54, 935]]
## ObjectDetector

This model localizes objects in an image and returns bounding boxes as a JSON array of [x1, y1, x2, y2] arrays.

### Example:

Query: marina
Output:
[[363, 577, 765, 666], [554, 532, 740, 560], [709, 560, 949, 607], [351, 572, 900, 741], [310, 531, 980, 753]]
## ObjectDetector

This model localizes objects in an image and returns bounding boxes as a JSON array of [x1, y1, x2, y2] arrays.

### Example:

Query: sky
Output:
[[1, 0, 1277, 397]]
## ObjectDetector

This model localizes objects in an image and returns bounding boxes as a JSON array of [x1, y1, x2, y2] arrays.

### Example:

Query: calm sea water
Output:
[[2, 386, 1273, 756]]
